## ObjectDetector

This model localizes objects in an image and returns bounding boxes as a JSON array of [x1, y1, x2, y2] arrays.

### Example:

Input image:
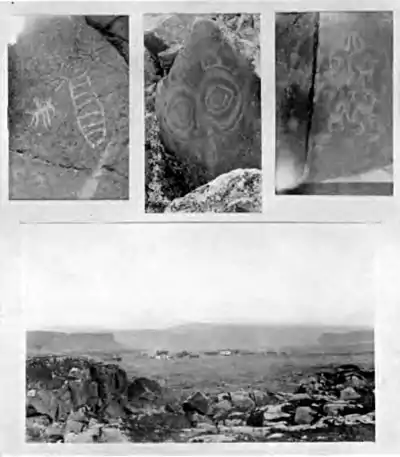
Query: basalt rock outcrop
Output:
[[144, 14, 261, 212], [178, 363, 375, 442], [26, 356, 165, 443], [26, 357, 374, 443]]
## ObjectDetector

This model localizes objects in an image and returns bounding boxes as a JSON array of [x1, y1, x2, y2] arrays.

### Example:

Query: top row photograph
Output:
[[3, 7, 395, 221]]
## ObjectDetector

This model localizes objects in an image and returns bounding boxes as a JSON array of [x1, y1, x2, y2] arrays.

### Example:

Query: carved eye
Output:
[[198, 66, 243, 132], [163, 87, 197, 140]]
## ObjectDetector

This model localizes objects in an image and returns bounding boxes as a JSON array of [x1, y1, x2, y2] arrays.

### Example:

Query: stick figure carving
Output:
[[26, 97, 56, 130]]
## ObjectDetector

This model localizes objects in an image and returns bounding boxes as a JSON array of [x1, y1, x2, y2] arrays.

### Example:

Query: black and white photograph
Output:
[[275, 12, 393, 196], [144, 14, 261, 213], [24, 224, 375, 443], [8, 14, 129, 200]]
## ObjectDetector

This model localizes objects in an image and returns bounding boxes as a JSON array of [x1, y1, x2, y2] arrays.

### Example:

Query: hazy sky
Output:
[[21, 224, 375, 330]]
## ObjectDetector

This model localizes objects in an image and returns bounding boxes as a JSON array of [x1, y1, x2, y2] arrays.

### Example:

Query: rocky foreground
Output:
[[26, 356, 375, 443]]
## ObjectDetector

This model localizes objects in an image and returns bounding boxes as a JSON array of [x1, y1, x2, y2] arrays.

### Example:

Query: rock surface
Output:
[[144, 14, 261, 212], [9, 15, 129, 200], [156, 17, 261, 183], [165, 168, 262, 213], [26, 356, 375, 443], [275, 12, 393, 193]]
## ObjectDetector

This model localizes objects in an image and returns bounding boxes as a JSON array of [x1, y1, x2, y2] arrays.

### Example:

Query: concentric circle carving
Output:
[[198, 66, 243, 131], [163, 86, 197, 140]]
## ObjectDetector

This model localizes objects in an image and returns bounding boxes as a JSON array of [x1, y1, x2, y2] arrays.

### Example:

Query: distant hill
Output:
[[318, 329, 374, 346], [27, 323, 373, 356], [26, 331, 125, 356], [113, 322, 373, 353]]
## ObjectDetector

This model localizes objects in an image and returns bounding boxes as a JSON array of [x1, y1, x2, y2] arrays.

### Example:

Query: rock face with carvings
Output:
[[8, 15, 129, 199], [310, 12, 393, 184], [144, 14, 262, 212], [275, 12, 393, 194], [155, 18, 261, 186]]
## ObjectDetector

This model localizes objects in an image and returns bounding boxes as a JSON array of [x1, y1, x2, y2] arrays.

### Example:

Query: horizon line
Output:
[[26, 321, 374, 333]]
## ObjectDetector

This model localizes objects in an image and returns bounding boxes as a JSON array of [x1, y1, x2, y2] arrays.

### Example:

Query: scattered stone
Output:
[[127, 377, 162, 401], [247, 409, 264, 427], [263, 403, 291, 422], [182, 391, 209, 415], [340, 387, 361, 401], [294, 406, 317, 425], [26, 355, 374, 443], [268, 432, 284, 440], [230, 391, 256, 411]]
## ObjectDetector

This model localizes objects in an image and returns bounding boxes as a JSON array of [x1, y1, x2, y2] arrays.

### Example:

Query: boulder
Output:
[[182, 391, 209, 415], [323, 402, 347, 416], [263, 404, 291, 422], [209, 399, 233, 424], [127, 377, 162, 401], [9, 15, 129, 199], [250, 390, 271, 407], [294, 406, 317, 425], [26, 356, 130, 424], [155, 18, 261, 186], [230, 391, 255, 411], [165, 168, 261, 213], [340, 387, 361, 401], [246, 409, 264, 427]]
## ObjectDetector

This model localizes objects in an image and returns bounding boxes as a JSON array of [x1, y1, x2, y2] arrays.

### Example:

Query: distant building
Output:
[[153, 350, 171, 360], [220, 350, 232, 356]]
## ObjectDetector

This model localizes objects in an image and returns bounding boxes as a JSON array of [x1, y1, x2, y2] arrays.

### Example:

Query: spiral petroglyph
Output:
[[162, 85, 197, 141], [198, 66, 243, 132]]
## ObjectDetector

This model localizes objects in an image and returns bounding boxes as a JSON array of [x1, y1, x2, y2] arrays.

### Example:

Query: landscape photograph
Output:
[[275, 11, 393, 195], [24, 223, 375, 443], [8, 14, 129, 200], [144, 14, 261, 213]]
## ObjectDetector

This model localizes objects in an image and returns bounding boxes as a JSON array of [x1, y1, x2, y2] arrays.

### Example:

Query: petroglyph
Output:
[[26, 97, 56, 130], [9, 14, 129, 200], [51, 68, 107, 149], [155, 18, 261, 181], [68, 70, 107, 149]]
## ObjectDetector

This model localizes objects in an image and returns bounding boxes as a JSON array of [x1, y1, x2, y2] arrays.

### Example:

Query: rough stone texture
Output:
[[26, 356, 169, 443], [275, 13, 317, 192], [156, 18, 261, 184], [9, 15, 129, 199], [26, 358, 375, 443], [165, 168, 261, 213], [85, 16, 129, 65], [275, 12, 393, 193], [309, 12, 393, 182], [183, 391, 210, 416], [144, 14, 198, 48], [144, 14, 261, 212]]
